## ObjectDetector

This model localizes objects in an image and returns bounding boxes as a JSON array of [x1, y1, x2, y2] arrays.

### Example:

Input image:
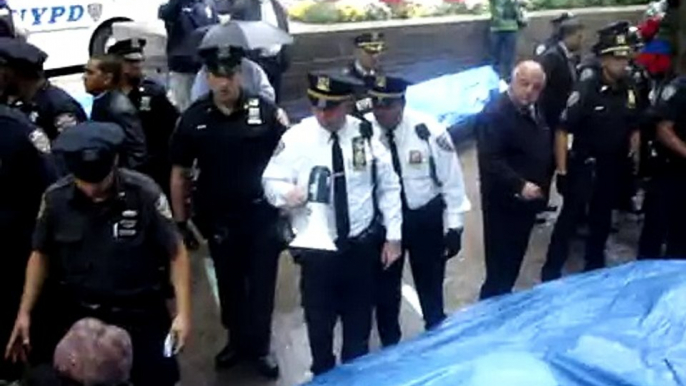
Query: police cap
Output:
[[0, 38, 47, 73], [597, 21, 630, 37], [53, 122, 125, 183], [107, 38, 146, 61], [369, 75, 411, 107], [354, 32, 385, 54], [199, 45, 245, 78], [307, 71, 361, 109], [593, 27, 632, 58], [551, 12, 574, 26]]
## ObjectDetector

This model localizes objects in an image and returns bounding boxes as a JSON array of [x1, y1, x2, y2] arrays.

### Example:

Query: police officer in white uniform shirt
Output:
[[262, 71, 402, 376], [366, 75, 470, 346]]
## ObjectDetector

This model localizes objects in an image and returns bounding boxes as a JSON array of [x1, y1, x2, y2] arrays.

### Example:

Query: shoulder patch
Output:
[[436, 132, 455, 152], [29, 129, 50, 153], [535, 44, 546, 56], [567, 91, 580, 107], [580, 68, 595, 82], [662, 85, 677, 102], [155, 194, 173, 220]]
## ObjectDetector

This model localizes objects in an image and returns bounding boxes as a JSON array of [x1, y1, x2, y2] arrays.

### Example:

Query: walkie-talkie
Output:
[[415, 123, 442, 188]]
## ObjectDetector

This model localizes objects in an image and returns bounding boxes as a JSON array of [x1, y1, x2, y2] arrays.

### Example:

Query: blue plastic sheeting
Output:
[[304, 261, 686, 386], [405, 65, 502, 129]]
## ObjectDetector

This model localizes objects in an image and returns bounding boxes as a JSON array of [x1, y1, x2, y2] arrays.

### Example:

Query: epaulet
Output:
[[119, 169, 159, 195], [141, 78, 166, 95], [579, 67, 597, 82]]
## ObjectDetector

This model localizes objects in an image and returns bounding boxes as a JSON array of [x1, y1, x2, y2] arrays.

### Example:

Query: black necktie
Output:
[[386, 130, 408, 209], [331, 132, 350, 239]]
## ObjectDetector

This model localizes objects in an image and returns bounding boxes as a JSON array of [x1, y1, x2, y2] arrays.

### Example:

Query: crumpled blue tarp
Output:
[[304, 261, 686, 386], [405, 65, 502, 129]]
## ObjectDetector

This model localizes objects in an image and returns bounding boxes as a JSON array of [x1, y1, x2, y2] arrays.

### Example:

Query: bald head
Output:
[[509, 61, 546, 107]]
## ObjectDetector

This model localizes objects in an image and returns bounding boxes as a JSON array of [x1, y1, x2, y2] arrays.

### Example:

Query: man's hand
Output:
[[5, 312, 31, 363], [555, 172, 568, 197], [444, 229, 463, 260], [381, 240, 402, 269], [285, 186, 307, 209], [170, 314, 191, 355], [276, 108, 291, 127], [177, 221, 200, 251], [520, 182, 543, 201]]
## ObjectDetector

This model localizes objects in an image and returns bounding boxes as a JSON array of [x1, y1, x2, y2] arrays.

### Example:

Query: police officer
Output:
[[477, 61, 553, 299], [343, 32, 386, 118], [84, 54, 147, 171], [5, 122, 191, 386], [542, 27, 640, 281], [537, 17, 584, 131], [0, 104, 54, 385], [366, 75, 470, 346], [263, 71, 402, 375], [0, 38, 86, 141], [534, 12, 576, 57], [647, 77, 686, 257], [107, 38, 179, 195], [169, 45, 286, 378]]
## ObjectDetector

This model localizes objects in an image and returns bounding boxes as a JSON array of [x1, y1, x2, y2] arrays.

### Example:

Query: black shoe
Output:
[[215, 344, 243, 369], [254, 353, 280, 379]]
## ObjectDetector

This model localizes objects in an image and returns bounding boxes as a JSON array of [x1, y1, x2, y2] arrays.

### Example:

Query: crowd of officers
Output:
[[1, 10, 685, 386], [0, 29, 471, 383]]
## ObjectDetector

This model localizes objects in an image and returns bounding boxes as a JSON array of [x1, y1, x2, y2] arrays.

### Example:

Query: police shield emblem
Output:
[[87, 3, 103, 22]]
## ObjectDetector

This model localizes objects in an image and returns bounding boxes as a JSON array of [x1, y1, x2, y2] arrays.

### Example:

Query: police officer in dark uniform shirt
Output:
[[107, 38, 179, 195], [343, 32, 386, 118], [0, 104, 54, 385], [85, 54, 147, 171], [169, 45, 287, 378], [537, 18, 584, 131], [647, 77, 686, 257], [477, 61, 553, 299], [5, 122, 192, 386], [0, 39, 86, 141], [542, 27, 640, 281]]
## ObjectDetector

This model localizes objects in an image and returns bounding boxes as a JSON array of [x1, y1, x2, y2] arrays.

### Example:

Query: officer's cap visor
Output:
[[62, 149, 117, 184], [122, 52, 144, 62], [207, 61, 241, 78]]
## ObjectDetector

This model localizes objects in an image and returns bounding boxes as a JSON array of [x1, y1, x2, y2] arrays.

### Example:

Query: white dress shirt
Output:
[[263, 115, 403, 241], [366, 108, 471, 230]]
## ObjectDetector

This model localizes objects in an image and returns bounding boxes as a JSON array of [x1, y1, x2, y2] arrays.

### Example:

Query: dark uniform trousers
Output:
[[543, 156, 621, 281], [299, 228, 378, 375], [480, 200, 538, 299], [375, 196, 445, 347], [664, 165, 686, 258], [638, 168, 670, 258], [206, 201, 281, 357]]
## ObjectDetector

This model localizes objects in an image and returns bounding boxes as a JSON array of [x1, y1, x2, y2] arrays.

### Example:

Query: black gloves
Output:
[[556, 173, 568, 197], [444, 228, 463, 260], [177, 221, 200, 251]]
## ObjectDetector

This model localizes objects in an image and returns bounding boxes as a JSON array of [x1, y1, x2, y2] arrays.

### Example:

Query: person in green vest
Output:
[[489, 0, 527, 81]]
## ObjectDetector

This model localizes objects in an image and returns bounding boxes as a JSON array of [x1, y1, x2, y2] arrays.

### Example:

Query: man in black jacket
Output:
[[84, 54, 147, 171], [536, 17, 584, 131], [477, 61, 553, 299], [218, 0, 290, 102]]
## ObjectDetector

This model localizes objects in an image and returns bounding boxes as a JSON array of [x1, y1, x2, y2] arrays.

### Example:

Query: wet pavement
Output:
[[176, 145, 642, 386]]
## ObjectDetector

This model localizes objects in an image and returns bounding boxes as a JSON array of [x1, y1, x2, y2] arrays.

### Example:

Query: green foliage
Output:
[[529, 0, 648, 10], [300, 2, 343, 24]]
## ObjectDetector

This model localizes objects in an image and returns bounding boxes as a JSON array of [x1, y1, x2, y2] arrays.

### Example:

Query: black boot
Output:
[[254, 353, 280, 379], [215, 343, 243, 369]]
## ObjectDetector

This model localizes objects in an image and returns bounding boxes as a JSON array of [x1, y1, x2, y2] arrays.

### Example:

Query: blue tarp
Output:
[[405, 65, 502, 129], [304, 261, 686, 386]]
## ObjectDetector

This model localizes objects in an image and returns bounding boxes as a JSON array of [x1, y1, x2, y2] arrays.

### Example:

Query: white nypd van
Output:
[[9, 0, 166, 71]]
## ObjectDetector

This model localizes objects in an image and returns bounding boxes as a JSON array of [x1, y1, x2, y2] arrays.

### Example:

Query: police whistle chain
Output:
[[415, 123, 443, 188]]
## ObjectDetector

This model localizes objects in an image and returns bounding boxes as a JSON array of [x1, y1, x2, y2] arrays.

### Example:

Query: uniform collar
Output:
[[354, 61, 376, 78], [558, 41, 574, 60], [207, 89, 251, 115]]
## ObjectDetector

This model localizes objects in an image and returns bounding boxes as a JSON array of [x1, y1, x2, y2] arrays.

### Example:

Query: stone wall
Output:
[[281, 6, 645, 116]]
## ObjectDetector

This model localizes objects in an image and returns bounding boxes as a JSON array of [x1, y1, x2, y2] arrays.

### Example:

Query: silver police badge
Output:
[[140, 96, 152, 111], [87, 3, 103, 22], [662, 85, 677, 102]]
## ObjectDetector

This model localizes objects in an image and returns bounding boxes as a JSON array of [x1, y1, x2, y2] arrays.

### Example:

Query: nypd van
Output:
[[8, 0, 166, 70]]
